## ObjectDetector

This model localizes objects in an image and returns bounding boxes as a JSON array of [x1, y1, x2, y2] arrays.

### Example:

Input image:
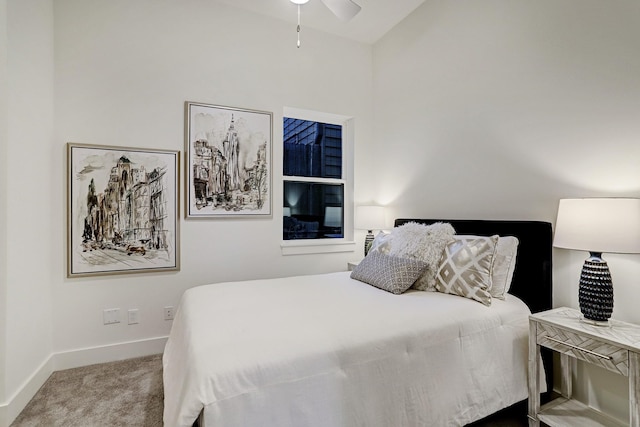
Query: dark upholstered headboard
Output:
[[394, 219, 553, 314]]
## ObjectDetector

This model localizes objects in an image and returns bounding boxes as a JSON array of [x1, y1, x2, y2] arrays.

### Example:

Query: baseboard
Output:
[[0, 354, 54, 427], [53, 335, 168, 371], [0, 336, 168, 427]]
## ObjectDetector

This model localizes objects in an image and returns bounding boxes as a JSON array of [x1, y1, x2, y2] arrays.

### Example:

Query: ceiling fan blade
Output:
[[320, 0, 361, 21]]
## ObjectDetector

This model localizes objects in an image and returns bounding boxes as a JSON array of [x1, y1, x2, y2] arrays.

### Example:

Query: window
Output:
[[282, 108, 354, 252]]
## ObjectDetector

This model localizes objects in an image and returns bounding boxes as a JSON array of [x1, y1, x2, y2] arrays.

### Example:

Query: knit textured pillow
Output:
[[435, 235, 499, 306], [369, 231, 392, 254], [385, 222, 456, 291], [351, 251, 428, 295]]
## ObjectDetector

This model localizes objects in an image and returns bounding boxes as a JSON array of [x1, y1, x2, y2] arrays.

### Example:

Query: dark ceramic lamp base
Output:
[[579, 252, 613, 326], [364, 230, 374, 256]]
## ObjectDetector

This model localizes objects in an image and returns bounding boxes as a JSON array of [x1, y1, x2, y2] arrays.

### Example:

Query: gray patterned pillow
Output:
[[435, 235, 498, 306], [351, 251, 428, 295]]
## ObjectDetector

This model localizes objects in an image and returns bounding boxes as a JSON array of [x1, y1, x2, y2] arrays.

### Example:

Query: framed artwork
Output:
[[67, 143, 180, 277], [185, 101, 272, 218]]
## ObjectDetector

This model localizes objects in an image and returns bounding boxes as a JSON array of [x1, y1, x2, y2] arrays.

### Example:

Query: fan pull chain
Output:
[[297, 4, 301, 48]]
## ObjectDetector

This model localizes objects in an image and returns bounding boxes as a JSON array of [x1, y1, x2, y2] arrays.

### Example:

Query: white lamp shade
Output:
[[553, 198, 640, 254], [324, 206, 342, 227], [355, 206, 386, 231]]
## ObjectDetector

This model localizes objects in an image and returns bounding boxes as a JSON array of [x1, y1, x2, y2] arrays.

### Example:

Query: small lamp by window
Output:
[[553, 198, 640, 325], [324, 206, 342, 227], [355, 205, 386, 256], [324, 206, 343, 236]]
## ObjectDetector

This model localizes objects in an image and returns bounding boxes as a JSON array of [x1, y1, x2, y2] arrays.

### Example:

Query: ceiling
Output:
[[215, 0, 427, 44]]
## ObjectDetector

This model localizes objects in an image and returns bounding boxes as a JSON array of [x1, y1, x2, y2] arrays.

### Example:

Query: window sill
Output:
[[281, 239, 356, 256]]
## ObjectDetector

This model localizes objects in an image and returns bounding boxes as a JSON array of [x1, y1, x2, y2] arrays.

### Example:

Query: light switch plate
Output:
[[128, 309, 139, 325], [103, 308, 120, 325]]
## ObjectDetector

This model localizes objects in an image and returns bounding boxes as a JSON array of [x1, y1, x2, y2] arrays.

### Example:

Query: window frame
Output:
[[280, 107, 355, 255]]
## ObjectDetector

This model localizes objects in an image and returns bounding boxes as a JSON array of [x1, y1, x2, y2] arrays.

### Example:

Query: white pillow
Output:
[[490, 236, 519, 299], [386, 222, 456, 291], [369, 231, 391, 254]]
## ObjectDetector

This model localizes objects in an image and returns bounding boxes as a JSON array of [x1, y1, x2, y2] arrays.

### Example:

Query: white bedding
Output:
[[163, 271, 536, 427]]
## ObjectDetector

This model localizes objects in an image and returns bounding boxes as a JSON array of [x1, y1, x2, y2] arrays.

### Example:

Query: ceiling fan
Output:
[[290, 0, 362, 47], [291, 0, 362, 21]]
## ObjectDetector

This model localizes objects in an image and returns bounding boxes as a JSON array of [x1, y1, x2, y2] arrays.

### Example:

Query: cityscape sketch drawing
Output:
[[68, 144, 179, 276], [186, 102, 272, 218]]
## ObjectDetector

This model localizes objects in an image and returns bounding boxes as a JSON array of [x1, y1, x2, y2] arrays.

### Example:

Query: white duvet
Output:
[[163, 271, 535, 427]]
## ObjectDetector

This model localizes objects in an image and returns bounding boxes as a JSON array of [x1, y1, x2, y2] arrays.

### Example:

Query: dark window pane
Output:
[[283, 118, 342, 179], [283, 182, 344, 240]]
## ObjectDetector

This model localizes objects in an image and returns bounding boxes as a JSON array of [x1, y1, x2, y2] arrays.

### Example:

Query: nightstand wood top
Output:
[[530, 307, 640, 353]]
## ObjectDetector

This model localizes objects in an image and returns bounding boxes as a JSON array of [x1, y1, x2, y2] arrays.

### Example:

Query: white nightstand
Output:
[[528, 307, 640, 427], [347, 260, 361, 271]]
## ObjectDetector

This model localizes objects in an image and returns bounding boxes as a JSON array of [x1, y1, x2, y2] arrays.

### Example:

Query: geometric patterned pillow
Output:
[[350, 251, 428, 295], [435, 235, 499, 306]]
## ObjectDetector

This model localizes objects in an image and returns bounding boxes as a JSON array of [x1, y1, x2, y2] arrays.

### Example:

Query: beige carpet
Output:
[[11, 352, 527, 426], [11, 354, 163, 427]]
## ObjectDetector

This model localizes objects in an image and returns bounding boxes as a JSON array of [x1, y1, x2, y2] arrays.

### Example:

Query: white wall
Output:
[[372, 0, 640, 422], [0, 0, 8, 420], [57, 0, 371, 362], [2, 0, 55, 424], [51, 0, 371, 358]]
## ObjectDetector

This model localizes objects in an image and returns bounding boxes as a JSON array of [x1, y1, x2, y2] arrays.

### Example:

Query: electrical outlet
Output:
[[128, 309, 139, 325], [164, 306, 175, 321], [103, 308, 121, 325]]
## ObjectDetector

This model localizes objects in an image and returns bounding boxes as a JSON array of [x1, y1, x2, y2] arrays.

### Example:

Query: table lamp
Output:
[[324, 206, 342, 234], [355, 205, 386, 256], [553, 198, 640, 325]]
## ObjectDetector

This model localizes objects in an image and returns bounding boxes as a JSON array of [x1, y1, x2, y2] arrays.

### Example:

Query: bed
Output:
[[163, 219, 553, 427]]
